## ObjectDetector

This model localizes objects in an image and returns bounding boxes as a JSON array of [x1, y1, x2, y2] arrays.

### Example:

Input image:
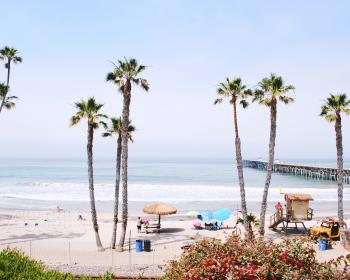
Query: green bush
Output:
[[0, 248, 113, 280], [163, 236, 350, 280]]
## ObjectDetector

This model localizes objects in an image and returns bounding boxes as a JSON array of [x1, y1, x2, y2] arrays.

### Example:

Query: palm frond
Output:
[[6, 95, 18, 100], [240, 100, 249, 108], [279, 96, 294, 104], [214, 98, 223, 105], [325, 114, 337, 122], [70, 115, 82, 126], [106, 72, 116, 82], [252, 89, 265, 103], [0, 83, 9, 95], [139, 78, 149, 91]]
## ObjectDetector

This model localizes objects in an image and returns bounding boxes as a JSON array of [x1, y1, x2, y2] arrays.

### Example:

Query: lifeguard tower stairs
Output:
[[269, 208, 313, 233]]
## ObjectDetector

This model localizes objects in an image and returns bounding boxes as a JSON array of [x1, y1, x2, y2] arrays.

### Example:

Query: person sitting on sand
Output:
[[137, 217, 143, 233]]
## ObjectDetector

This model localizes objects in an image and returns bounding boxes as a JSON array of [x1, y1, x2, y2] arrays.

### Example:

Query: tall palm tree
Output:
[[0, 83, 17, 110], [214, 77, 253, 240], [106, 58, 149, 251], [320, 93, 350, 223], [0, 47, 22, 114], [102, 117, 135, 249], [253, 73, 295, 236], [70, 97, 107, 251]]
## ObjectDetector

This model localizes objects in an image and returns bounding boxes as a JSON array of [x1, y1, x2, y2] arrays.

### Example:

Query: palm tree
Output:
[[214, 77, 253, 240], [253, 73, 295, 236], [102, 117, 135, 249], [320, 93, 350, 223], [0, 83, 17, 110], [106, 58, 149, 251], [0, 47, 22, 114], [70, 97, 107, 251]]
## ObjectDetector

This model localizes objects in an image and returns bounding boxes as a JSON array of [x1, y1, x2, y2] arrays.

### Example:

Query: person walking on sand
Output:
[[137, 217, 143, 233]]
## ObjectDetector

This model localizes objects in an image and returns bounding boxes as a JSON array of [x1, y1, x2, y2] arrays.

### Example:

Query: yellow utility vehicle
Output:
[[309, 219, 340, 241]]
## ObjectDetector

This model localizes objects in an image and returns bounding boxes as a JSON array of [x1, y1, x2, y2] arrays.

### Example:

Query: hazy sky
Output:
[[1, 1, 350, 160]]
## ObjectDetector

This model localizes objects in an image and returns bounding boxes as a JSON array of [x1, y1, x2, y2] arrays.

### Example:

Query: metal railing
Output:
[[270, 208, 313, 227]]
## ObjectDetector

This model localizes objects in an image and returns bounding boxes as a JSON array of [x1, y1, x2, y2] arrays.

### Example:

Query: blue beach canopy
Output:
[[214, 208, 231, 221], [198, 210, 214, 222]]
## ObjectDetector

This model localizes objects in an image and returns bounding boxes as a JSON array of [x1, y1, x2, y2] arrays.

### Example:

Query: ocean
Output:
[[0, 158, 349, 215]]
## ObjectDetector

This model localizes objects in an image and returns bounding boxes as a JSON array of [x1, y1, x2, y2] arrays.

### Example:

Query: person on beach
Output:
[[56, 206, 62, 213], [275, 202, 283, 219], [77, 214, 85, 221], [137, 217, 143, 233], [275, 202, 283, 210]]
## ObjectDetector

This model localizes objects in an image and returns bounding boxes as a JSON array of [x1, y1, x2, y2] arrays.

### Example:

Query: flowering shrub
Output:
[[163, 236, 350, 280]]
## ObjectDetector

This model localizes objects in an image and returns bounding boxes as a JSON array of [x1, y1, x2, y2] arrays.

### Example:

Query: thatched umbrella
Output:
[[143, 203, 177, 227]]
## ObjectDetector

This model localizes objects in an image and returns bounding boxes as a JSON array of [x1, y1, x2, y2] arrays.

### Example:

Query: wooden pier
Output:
[[243, 160, 350, 184]]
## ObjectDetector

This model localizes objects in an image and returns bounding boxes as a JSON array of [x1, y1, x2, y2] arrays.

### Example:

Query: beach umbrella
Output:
[[186, 210, 200, 217], [214, 208, 231, 221], [143, 203, 177, 226], [198, 210, 214, 222]]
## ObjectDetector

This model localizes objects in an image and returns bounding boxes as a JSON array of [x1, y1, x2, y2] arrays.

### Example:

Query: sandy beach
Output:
[[1, 207, 349, 278]]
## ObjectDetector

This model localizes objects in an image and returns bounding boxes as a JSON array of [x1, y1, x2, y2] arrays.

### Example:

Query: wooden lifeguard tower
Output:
[[269, 193, 314, 233]]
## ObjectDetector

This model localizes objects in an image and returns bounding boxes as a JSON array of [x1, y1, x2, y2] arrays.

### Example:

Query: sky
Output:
[[1, 0, 350, 160]]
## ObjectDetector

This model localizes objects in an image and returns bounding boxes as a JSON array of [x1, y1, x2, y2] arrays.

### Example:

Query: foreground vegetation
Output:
[[163, 237, 350, 280], [0, 248, 113, 280]]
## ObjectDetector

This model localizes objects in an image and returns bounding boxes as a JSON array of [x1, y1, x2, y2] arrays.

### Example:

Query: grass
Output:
[[0, 247, 113, 280]]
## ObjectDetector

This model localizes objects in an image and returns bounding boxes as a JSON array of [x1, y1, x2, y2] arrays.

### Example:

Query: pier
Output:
[[243, 160, 350, 184]]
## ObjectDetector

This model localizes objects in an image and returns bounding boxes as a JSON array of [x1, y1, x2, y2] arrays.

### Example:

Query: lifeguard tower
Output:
[[269, 193, 313, 233]]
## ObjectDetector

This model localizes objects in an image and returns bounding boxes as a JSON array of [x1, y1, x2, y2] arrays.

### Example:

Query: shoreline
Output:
[[2, 197, 350, 218]]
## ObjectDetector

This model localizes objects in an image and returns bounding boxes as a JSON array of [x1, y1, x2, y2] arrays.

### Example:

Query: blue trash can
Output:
[[319, 239, 328, 251], [135, 239, 143, 252]]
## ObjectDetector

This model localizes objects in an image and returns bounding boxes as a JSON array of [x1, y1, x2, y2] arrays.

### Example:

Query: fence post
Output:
[[128, 229, 131, 269], [152, 243, 155, 275], [68, 241, 71, 265], [111, 248, 114, 267]]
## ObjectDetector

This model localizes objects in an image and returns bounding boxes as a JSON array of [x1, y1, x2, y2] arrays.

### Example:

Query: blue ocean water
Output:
[[0, 158, 349, 206]]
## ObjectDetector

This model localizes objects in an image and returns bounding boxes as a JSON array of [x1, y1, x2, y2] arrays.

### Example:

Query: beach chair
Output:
[[204, 222, 211, 230], [212, 222, 220, 231]]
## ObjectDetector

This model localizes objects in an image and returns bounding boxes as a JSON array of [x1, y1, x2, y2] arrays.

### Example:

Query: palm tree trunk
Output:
[[335, 115, 344, 223], [87, 122, 104, 251], [117, 81, 131, 252], [110, 134, 122, 249], [259, 100, 277, 236], [232, 98, 252, 240], [0, 58, 11, 114]]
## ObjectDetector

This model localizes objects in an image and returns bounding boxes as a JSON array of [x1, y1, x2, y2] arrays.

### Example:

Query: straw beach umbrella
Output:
[[143, 203, 177, 227]]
